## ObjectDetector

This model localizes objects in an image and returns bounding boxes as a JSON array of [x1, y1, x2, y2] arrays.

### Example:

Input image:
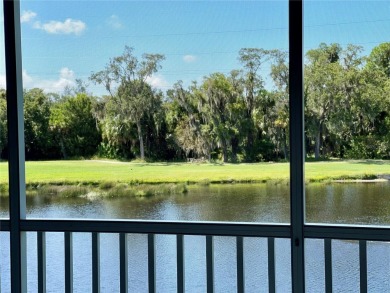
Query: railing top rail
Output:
[[305, 224, 390, 241], [3, 219, 390, 241], [0, 219, 10, 231], [19, 219, 291, 237]]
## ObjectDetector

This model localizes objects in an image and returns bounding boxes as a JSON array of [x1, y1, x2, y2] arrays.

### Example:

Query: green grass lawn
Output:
[[0, 159, 389, 185]]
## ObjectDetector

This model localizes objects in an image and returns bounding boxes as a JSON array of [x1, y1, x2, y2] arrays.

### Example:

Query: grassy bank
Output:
[[0, 159, 389, 186], [20, 182, 189, 198]]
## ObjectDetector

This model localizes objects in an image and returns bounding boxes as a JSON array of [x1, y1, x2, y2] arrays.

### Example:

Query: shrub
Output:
[[0, 183, 8, 195], [345, 135, 389, 159], [99, 181, 117, 190], [61, 186, 88, 198], [107, 184, 135, 197], [38, 185, 60, 195], [198, 179, 210, 186]]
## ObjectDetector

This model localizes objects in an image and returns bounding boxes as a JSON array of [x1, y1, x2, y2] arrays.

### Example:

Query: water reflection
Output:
[[306, 182, 390, 225], [1, 182, 390, 225]]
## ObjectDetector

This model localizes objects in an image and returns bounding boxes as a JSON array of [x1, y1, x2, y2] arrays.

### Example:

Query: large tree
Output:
[[270, 50, 290, 159], [305, 43, 343, 159], [349, 43, 390, 158], [200, 73, 236, 162], [90, 46, 165, 160], [169, 81, 213, 160], [238, 48, 273, 161]]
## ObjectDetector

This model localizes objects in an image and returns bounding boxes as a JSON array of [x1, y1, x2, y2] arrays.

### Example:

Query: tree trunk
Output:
[[221, 138, 228, 163], [59, 135, 67, 159], [231, 137, 239, 162], [282, 129, 289, 160], [315, 133, 320, 159], [246, 122, 255, 162], [137, 121, 145, 160], [315, 123, 323, 160]]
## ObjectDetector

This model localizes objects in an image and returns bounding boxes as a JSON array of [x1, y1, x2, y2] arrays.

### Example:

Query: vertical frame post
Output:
[[359, 240, 367, 293], [3, 0, 27, 292], [65, 232, 73, 293], [92, 232, 100, 293], [289, 0, 305, 292], [119, 233, 128, 293], [37, 232, 46, 293], [206, 235, 214, 293], [176, 234, 185, 293], [268, 237, 276, 293], [236, 236, 244, 293], [148, 234, 156, 293], [324, 239, 332, 293]]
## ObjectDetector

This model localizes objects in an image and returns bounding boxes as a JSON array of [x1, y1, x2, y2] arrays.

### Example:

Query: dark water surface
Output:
[[1, 183, 390, 292]]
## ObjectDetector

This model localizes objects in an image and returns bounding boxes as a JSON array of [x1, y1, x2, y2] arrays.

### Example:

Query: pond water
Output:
[[1, 182, 390, 292]]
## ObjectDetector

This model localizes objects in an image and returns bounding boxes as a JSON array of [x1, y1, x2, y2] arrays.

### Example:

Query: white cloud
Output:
[[106, 15, 123, 30], [183, 55, 197, 63], [22, 70, 33, 84], [145, 75, 169, 90], [21, 10, 37, 23], [22, 67, 76, 93], [33, 19, 86, 35], [0, 74, 5, 89]]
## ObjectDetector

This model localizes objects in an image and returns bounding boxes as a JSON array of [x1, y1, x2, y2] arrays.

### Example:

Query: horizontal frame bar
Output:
[[0, 220, 10, 231], [5, 219, 390, 242], [15, 220, 390, 242], [3, 219, 390, 243], [305, 224, 390, 241], [20, 220, 291, 238]]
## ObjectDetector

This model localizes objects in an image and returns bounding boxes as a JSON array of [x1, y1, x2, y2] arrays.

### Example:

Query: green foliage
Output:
[[0, 183, 8, 196], [24, 88, 56, 159], [104, 183, 188, 198], [50, 93, 101, 158], [198, 179, 211, 186], [99, 181, 117, 190], [2, 43, 390, 162], [367, 42, 390, 78], [97, 142, 124, 160], [60, 186, 88, 198], [169, 81, 213, 160], [106, 183, 135, 197], [37, 185, 60, 196], [90, 46, 165, 160], [345, 135, 390, 159], [239, 48, 274, 161]]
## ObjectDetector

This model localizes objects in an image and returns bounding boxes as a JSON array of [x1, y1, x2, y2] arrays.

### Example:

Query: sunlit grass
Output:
[[0, 159, 389, 186]]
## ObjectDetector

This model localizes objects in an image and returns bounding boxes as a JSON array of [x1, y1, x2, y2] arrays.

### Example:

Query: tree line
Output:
[[0, 42, 390, 162]]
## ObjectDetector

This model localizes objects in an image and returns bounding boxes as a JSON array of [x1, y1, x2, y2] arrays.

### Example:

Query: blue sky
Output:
[[0, 1, 389, 95]]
